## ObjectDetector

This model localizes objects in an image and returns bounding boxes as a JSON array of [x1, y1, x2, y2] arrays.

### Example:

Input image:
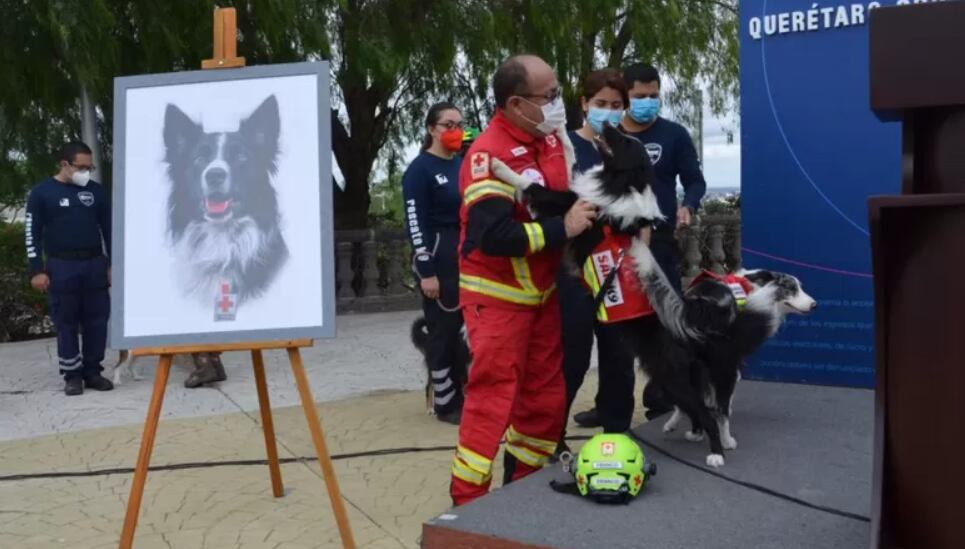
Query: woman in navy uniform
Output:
[[402, 102, 466, 423], [26, 142, 113, 396]]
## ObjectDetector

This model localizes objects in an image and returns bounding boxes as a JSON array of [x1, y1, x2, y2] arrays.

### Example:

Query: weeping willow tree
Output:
[[0, 0, 737, 228]]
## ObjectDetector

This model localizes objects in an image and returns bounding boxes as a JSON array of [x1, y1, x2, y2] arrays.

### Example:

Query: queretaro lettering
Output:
[[747, 0, 951, 41]]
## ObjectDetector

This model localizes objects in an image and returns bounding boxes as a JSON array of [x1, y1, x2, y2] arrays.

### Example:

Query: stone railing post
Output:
[[708, 224, 727, 274], [682, 226, 703, 280], [361, 239, 379, 297], [388, 242, 410, 296], [731, 221, 742, 271], [336, 241, 355, 299]]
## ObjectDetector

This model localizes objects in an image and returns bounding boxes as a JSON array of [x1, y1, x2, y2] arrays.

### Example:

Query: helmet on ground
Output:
[[574, 433, 655, 502]]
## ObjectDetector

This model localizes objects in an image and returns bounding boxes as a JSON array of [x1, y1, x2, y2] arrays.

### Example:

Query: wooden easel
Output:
[[118, 8, 355, 549]]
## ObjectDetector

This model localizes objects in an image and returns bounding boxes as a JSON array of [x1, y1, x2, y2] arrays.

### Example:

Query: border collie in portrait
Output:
[[162, 95, 288, 314]]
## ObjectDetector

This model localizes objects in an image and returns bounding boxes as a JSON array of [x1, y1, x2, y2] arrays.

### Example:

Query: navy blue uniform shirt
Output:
[[402, 151, 462, 278], [623, 117, 707, 228], [568, 130, 602, 175], [25, 177, 111, 276]]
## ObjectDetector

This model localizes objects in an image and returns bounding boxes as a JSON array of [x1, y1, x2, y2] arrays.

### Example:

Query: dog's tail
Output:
[[411, 316, 429, 355], [627, 236, 706, 343]]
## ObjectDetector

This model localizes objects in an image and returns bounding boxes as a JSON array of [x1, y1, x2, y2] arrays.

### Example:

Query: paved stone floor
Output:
[[0, 310, 636, 548]]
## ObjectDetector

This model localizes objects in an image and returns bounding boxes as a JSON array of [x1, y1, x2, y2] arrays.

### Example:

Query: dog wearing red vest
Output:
[[625, 239, 816, 467], [494, 122, 817, 468]]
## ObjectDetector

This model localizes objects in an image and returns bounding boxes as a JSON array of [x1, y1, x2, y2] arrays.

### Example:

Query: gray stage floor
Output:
[[424, 381, 873, 549]]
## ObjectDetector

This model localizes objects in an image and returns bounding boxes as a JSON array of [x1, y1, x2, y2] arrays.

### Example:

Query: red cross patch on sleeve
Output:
[[470, 152, 490, 181]]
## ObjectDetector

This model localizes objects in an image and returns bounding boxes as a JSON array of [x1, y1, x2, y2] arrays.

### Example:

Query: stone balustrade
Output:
[[335, 213, 742, 313]]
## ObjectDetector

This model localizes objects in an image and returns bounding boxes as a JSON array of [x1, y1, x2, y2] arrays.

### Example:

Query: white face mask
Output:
[[70, 170, 91, 187], [521, 96, 567, 135]]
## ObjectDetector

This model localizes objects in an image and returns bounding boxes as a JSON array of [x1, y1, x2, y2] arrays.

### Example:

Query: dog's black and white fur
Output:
[[410, 317, 472, 414], [490, 123, 664, 272], [494, 123, 816, 467], [624, 240, 816, 466], [163, 95, 288, 306]]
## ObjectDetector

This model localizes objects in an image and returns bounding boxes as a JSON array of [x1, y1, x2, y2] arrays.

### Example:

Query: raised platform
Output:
[[423, 381, 873, 549]]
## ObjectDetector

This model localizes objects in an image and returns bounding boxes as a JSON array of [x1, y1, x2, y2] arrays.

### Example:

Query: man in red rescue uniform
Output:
[[451, 54, 598, 506]]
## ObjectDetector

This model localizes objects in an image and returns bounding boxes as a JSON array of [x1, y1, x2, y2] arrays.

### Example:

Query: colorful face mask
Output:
[[440, 128, 464, 151]]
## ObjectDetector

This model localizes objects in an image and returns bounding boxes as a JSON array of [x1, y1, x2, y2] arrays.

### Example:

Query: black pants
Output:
[[558, 273, 637, 434], [650, 227, 683, 296], [420, 227, 464, 414], [46, 255, 110, 380]]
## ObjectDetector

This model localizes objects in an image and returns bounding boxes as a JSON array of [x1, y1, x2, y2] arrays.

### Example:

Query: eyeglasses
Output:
[[69, 162, 96, 173], [436, 120, 466, 131], [519, 87, 563, 104]]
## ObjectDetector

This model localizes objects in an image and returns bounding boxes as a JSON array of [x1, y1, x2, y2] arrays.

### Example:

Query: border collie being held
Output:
[[491, 123, 664, 271], [162, 95, 288, 309]]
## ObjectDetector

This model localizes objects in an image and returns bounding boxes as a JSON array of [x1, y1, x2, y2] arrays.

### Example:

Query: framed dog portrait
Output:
[[110, 61, 335, 348]]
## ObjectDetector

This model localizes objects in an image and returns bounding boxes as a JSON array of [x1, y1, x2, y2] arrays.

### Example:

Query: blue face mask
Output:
[[586, 107, 624, 134], [629, 97, 661, 124]]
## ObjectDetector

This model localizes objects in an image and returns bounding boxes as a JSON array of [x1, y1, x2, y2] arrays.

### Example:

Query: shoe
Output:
[[210, 354, 227, 382], [65, 378, 84, 396], [184, 360, 220, 388], [436, 409, 462, 425], [84, 374, 114, 391], [573, 408, 602, 428]]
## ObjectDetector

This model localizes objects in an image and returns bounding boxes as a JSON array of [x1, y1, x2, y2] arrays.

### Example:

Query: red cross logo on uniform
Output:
[[634, 475, 643, 487]]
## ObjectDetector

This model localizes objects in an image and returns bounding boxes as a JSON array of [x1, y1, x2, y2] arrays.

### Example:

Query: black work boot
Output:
[[184, 354, 220, 388], [210, 353, 227, 382], [573, 407, 602, 428], [84, 373, 114, 391], [65, 377, 84, 396]]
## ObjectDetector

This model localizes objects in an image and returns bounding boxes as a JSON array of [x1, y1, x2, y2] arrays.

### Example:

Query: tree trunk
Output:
[[80, 85, 102, 179]]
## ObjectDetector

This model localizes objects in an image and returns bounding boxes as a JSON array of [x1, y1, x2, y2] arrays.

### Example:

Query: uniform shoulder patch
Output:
[[470, 152, 490, 181]]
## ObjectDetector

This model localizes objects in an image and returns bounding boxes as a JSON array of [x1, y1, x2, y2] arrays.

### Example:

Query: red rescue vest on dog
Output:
[[581, 227, 654, 323], [688, 270, 754, 309]]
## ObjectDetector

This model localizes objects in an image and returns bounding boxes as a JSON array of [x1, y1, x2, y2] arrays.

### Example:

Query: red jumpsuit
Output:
[[451, 111, 570, 506]]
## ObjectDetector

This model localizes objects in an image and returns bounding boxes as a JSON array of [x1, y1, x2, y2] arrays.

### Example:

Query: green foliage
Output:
[[0, 220, 50, 342], [700, 193, 741, 215], [1, 0, 738, 229]]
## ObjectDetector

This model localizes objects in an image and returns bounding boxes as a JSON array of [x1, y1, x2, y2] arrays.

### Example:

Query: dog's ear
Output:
[[163, 104, 202, 158], [240, 95, 281, 149], [743, 269, 775, 288]]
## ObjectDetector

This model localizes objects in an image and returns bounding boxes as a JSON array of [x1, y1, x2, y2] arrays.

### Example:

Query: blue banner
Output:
[[738, 0, 941, 387]]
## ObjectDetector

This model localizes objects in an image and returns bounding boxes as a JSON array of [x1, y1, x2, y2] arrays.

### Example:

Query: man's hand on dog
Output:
[[421, 276, 440, 299], [564, 199, 597, 238]]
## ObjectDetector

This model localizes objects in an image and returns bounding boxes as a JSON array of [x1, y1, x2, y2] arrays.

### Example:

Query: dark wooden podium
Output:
[[868, 3, 965, 548]]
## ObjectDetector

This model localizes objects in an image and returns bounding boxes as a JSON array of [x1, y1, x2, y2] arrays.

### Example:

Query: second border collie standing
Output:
[[163, 95, 288, 314]]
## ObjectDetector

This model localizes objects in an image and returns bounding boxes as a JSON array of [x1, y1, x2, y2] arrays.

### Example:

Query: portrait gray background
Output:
[[110, 61, 335, 348]]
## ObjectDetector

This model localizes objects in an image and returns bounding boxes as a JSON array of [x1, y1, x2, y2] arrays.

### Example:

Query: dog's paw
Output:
[[721, 434, 738, 450], [684, 430, 705, 442], [662, 409, 682, 433], [706, 454, 725, 468]]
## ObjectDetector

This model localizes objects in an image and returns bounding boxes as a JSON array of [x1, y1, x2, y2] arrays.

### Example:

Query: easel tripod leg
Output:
[[287, 347, 356, 549], [252, 349, 284, 497], [119, 354, 173, 549]]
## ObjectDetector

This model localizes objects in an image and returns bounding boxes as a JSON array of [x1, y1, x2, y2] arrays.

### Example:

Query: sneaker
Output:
[[573, 407, 602, 428], [65, 377, 84, 396], [84, 374, 114, 391]]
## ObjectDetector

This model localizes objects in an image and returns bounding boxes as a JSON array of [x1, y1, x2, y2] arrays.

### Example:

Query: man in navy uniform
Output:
[[26, 141, 113, 396]]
